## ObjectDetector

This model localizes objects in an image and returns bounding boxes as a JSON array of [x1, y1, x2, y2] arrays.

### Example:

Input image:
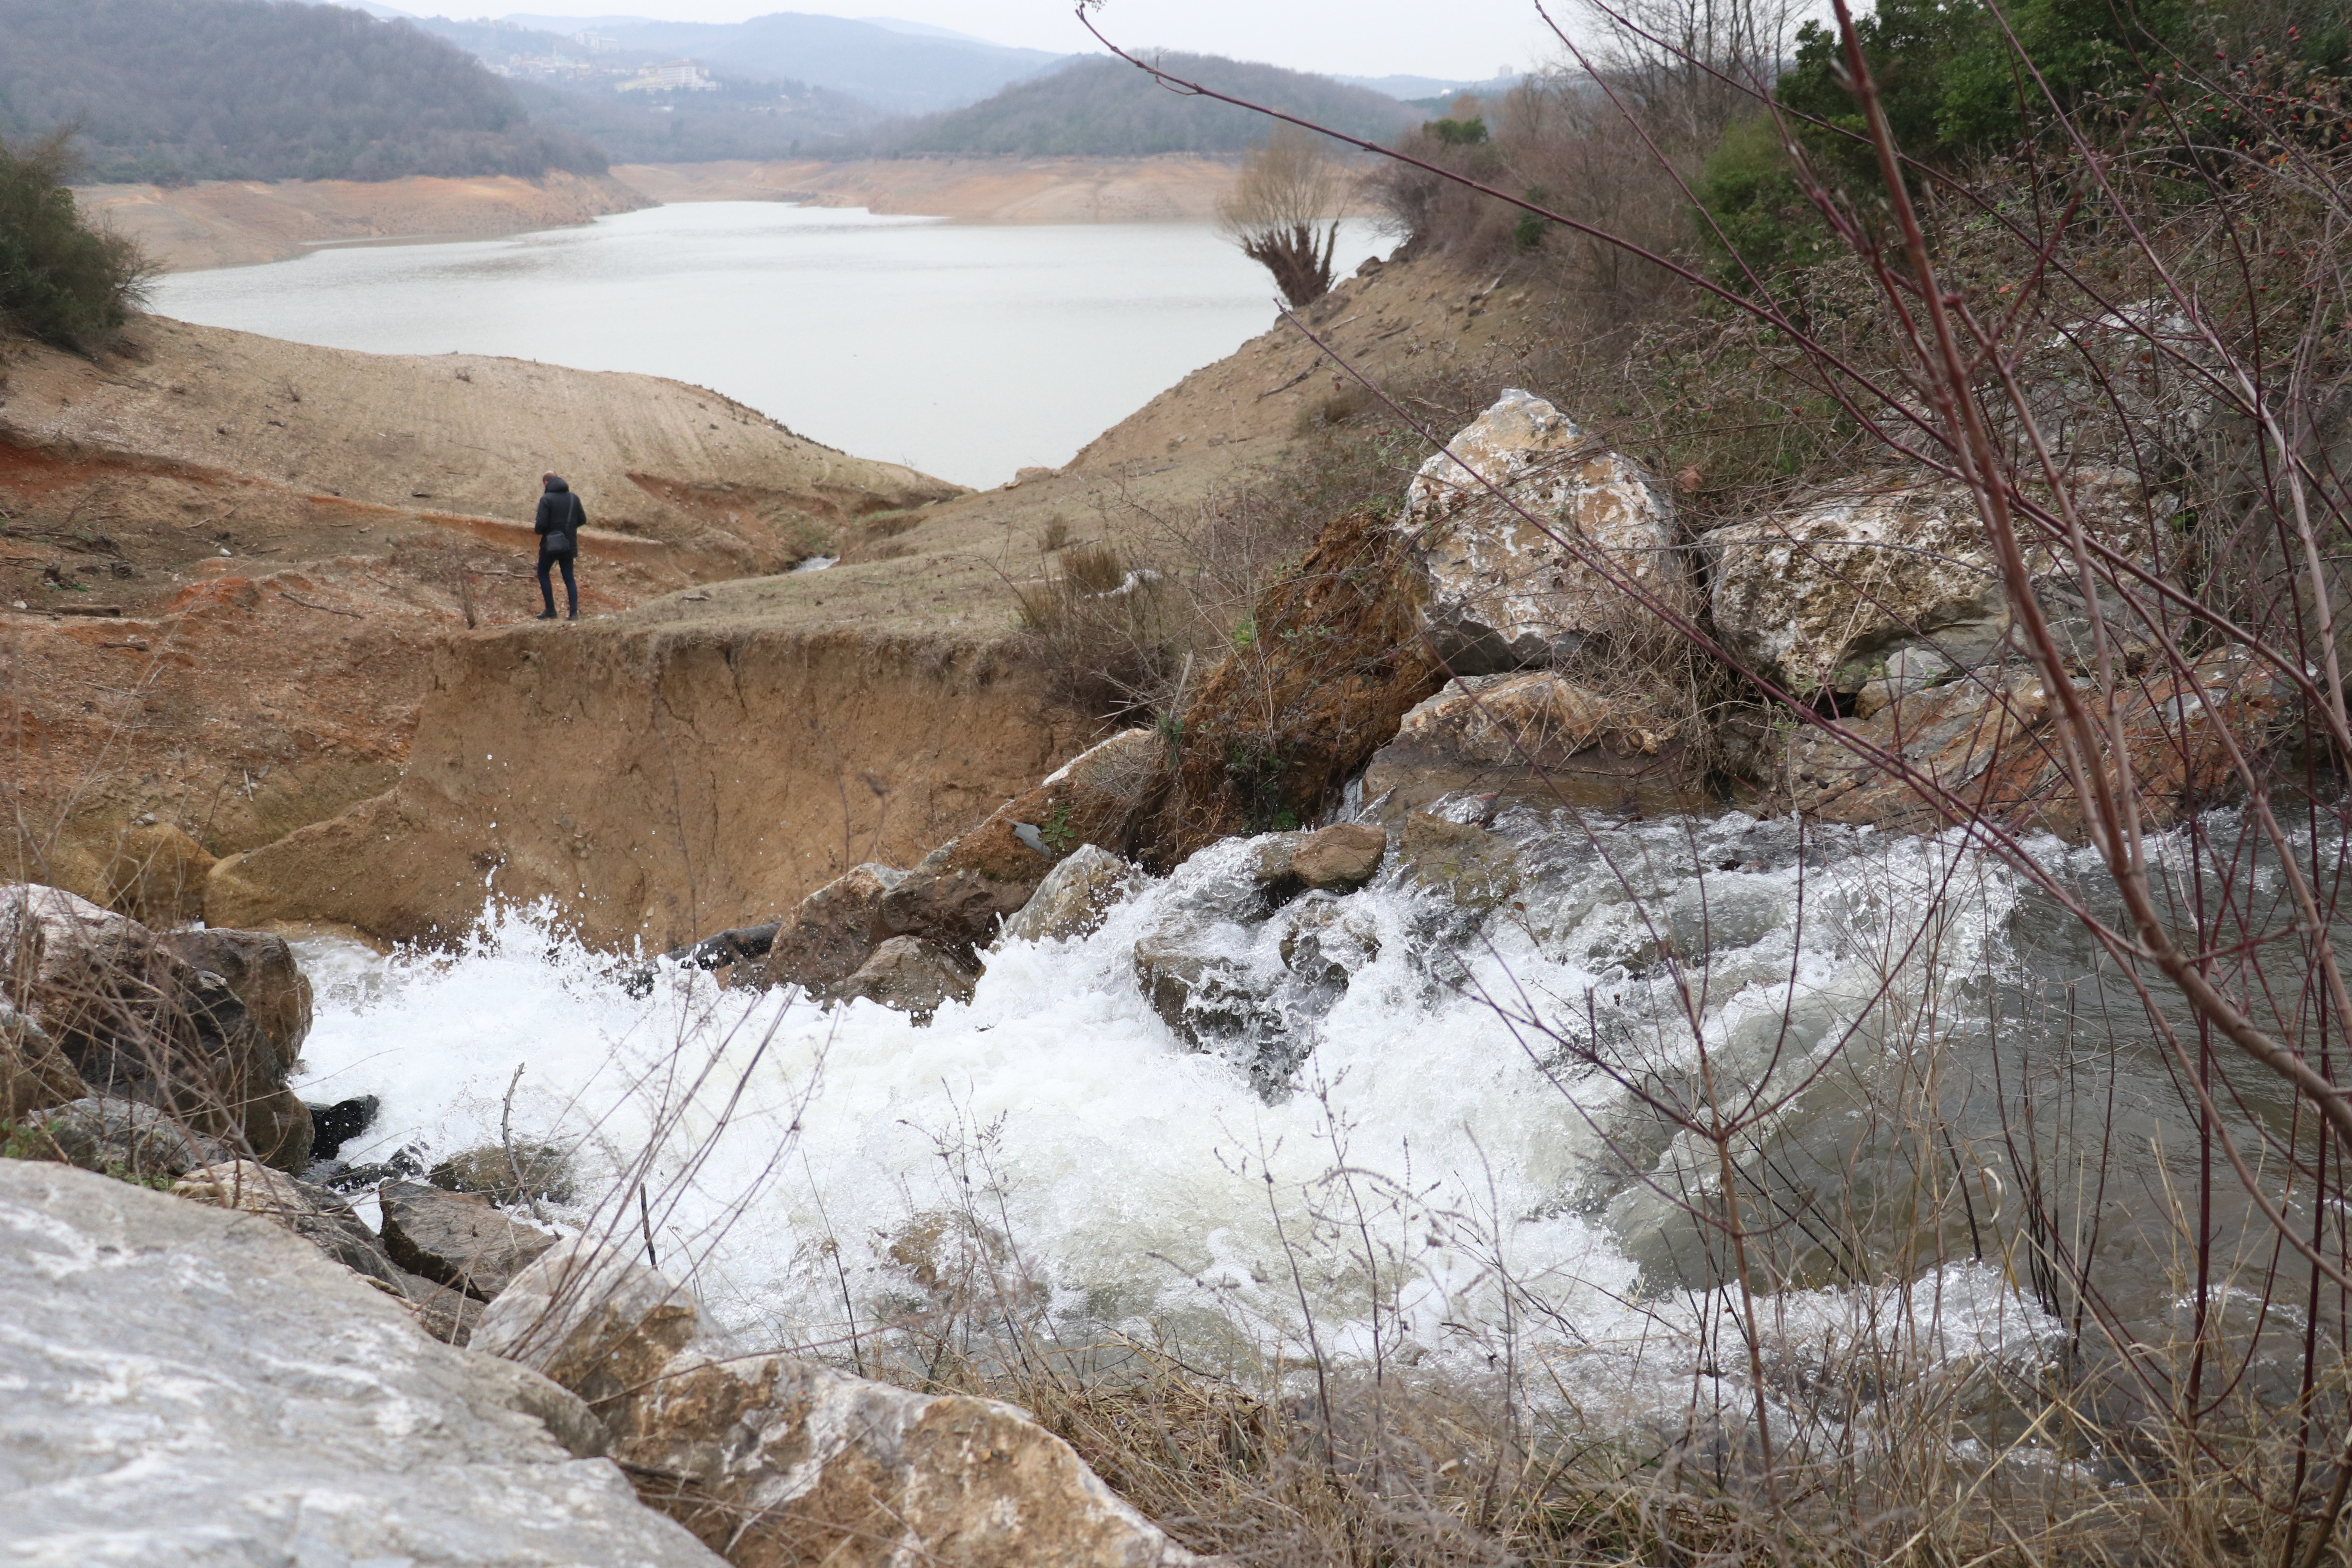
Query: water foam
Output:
[[289, 808, 2062, 1427]]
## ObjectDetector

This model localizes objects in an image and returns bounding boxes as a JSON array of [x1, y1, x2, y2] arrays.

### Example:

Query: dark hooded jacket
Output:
[[535, 478, 585, 557]]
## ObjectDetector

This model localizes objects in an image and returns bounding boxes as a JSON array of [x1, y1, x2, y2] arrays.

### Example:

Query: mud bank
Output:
[[206, 612, 1087, 949], [74, 172, 652, 273]]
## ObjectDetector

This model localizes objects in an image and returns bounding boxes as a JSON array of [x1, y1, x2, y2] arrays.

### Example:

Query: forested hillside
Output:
[[0, 0, 602, 183], [889, 53, 1416, 156]]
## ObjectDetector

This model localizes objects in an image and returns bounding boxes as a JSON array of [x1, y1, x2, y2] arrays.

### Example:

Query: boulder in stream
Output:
[[380, 1179, 560, 1301], [1000, 842, 1140, 945], [828, 935, 978, 1024], [882, 727, 1162, 954], [742, 860, 906, 990], [174, 1157, 412, 1294], [476, 1238, 1203, 1568], [1364, 671, 1706, 818], [1254, 822, 1388, 895]]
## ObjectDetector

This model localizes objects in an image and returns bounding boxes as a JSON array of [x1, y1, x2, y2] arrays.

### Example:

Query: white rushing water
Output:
[[150, 203, 1389, 488], [290, 803, 2069, 1433]]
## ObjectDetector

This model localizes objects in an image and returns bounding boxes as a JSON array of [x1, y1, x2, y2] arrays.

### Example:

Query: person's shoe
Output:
[[565, 611, 578, 621], [535, 610, 557, 620]]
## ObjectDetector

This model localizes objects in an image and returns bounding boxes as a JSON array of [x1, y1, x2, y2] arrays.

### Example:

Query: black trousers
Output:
[[537, 548, 577, 615]]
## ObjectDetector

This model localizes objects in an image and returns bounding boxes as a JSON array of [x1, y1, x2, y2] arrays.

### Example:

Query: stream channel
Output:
[[283, 794, 2304, 1463]]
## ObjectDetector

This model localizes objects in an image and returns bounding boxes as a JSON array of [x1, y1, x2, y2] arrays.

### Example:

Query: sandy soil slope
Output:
[[644, 255, 1552, 639], [190, 252, 1568, 945], [610, 155, 1243, 223], [74, 172, 652, 273], [0, 316, 961, 906]]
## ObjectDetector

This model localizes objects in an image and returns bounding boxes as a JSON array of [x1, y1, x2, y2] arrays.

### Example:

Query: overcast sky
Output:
[[506, 2, 1574, 82]]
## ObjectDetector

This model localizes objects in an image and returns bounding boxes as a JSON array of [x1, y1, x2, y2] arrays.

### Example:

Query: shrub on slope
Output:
[[0, 132, 151, 348]]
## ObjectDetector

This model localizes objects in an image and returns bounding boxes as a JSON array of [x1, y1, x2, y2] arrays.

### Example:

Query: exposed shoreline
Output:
[[76, 155, 1245, 274]]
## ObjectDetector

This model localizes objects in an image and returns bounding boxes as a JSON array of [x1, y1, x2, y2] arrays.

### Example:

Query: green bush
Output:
[[0, 132, 153, 350]]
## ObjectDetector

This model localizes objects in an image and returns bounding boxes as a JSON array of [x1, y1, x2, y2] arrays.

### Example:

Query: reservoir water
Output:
[[150, 202, 1387, 489]]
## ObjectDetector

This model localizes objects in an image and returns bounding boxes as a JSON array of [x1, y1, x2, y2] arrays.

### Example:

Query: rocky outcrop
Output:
[[1364, 671, 1709, 818], [207, 625, 1089, 952], [1778, 652, 2283, 839], [879, 727, 1161, 954], [826, 936, 978, 1023], [1, 885, 312, 1169], [1402, 388, 1687, 672], [381, 1180, 561, 1302], [1699, 468, 2159, 700], [0, 1158, 724, 1566], [475, 1240, 1201, 1568], [1148, 508, 1447, 864]]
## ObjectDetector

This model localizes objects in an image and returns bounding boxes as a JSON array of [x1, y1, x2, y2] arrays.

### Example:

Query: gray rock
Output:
[[381, 1180, 560, 1301], [431, 1141, 577, 1205], [1699, 467, 2160, 697], [1, 1003, 83, 1121], [35, 1095, 232, 1180], [402, 1270, 489, 1347], [828, 935, 978, 1024], [174, 1157, 412, 1294], [0, 1158, 722, 1566], [1402, 389, 1687, 672], [1, 884, 312, 1170], [1362, 672, 1704, 819], [999, 843, 1140, 946], [478, 1239, 1202, 1568]]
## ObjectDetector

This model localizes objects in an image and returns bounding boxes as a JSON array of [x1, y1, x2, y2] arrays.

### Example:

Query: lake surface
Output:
[[151, 203, 1387, 488]]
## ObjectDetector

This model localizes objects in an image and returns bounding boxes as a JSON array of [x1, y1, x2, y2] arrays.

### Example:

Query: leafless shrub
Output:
[[1221, 125, 1347, 308]]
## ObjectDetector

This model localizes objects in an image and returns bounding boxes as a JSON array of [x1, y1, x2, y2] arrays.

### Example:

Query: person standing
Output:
[[534, 471, 583, 621]]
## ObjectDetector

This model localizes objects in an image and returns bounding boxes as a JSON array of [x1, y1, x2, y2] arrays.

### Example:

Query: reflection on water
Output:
[[151, 203, 1388, 487]]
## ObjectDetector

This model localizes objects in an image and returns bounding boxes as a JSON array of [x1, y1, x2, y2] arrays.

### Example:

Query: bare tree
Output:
[[1219, 125, 1344, 308]]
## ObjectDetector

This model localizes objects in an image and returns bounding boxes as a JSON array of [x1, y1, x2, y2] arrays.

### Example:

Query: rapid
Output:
[[284, 790, 2282, 1450]]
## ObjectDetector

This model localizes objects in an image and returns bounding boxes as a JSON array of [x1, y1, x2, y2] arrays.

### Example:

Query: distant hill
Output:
[[0, 0, 600, 184], [889, 54, 1417, 157], [514, 78, 878, 163], [1341, 70, 1530, 103], [475, 11, 1067, 114], [406, 15, 878, 160]]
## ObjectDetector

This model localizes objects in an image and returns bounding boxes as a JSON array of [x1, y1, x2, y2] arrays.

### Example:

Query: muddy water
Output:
[[148, 202, 1388, 489], [286, 796, 2315, 1450]]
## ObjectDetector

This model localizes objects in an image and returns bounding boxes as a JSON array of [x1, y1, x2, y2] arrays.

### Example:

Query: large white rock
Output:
[[479, 1238, 1203, 1568], [0, 1158, 724, 1568], [1402, 388, 1685, 671], [1699, 467, 2158, 694]]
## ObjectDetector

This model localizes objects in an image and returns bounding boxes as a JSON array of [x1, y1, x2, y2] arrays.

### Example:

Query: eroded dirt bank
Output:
[[74, 172, 652, 273], [207, 615, 1085, 950], [0, 316, 960, 913]]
